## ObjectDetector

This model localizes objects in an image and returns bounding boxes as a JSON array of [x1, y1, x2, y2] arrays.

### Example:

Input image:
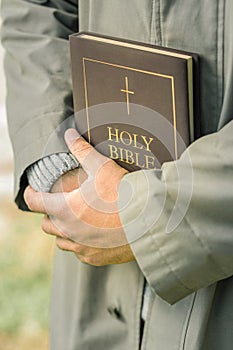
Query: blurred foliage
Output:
[[0, 199, 54, 349], [0, 259, 49, 333]]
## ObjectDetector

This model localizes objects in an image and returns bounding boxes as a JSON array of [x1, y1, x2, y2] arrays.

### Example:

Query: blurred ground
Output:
[[0, 5, 54, 349]]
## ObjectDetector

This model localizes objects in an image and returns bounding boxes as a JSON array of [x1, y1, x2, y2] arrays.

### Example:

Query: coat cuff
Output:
[[118, 168, 224, 305], [27, 153, 79, 193]]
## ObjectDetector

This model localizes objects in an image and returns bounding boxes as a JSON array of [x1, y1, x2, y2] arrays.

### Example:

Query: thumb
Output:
[[64, 128, 107, 174]]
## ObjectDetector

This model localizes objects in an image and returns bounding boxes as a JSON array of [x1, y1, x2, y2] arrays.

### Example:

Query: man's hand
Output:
[[50, 168, 87, 193], [24, 129, 135, 266]]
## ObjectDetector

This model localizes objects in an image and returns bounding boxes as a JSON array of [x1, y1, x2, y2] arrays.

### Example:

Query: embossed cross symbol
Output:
[[120, 76, 135, 115]]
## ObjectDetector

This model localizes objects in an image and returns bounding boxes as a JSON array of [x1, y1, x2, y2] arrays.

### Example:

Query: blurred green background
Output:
[[0, 3, 54, 349], [0, 200, 54, 350]]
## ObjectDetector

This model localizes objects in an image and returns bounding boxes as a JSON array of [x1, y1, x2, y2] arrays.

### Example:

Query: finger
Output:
[[56, 237, 73, 251], [41, 215, 68, 238], [64, 128, 108, 174], [56, 236, 86, 255], [24, 186, 66, 216]]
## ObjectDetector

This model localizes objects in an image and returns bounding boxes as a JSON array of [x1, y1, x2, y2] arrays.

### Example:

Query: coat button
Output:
[[107, 306, 124, 322]]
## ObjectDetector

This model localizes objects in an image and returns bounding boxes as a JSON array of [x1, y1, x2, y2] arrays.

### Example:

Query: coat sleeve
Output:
[[119, 120, 233, 305], [1, 0, 78, 209], [119, 3, 233, 305]]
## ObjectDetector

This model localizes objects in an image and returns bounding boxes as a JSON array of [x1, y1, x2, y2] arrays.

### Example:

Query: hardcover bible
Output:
[[70, 32, 199, 171]]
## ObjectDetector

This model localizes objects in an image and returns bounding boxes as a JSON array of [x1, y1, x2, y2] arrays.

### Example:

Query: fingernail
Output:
[[65, 128, 80, 146]]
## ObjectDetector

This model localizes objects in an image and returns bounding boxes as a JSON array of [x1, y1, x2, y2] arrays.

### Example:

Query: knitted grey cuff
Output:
[[26, 153, 79, 192]]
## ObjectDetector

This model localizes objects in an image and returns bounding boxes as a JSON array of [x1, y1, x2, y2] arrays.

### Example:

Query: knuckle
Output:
[[72, 141, 92, 155], [73, 243, 84, 255], [75, 253, 87, 264], [65, 193, 78, 215], [83, 256, 94, 265], [65, 192, 74, 207], [56, 238, 67, 251], [85, 255, 102, 267], [26, 197, 33, 210], [75, 251, 93, 265], [25, 191, 35, 210], [55, 194, 69, 218]]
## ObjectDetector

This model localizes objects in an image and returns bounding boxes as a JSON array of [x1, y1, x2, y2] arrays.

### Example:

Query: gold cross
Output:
[[120, 76, 135, 115]]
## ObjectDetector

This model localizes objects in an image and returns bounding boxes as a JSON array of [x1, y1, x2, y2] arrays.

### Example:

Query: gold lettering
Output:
[[118, 147, 125, 162], [141, 136, 154, 152], [135, 152, 145, 168], [133, 133, 143, 150], [120, 130, 132, 146], [108, 144, 119, 160], [107, 127, 120, 143], [107, 126, 154, 154], [145, 155, 155, 169], [125, 149, 134, 164], [109, 143, 155, 169]]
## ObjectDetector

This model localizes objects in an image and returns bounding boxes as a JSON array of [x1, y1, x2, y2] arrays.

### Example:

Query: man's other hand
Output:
[[24, 129, 135, 266]]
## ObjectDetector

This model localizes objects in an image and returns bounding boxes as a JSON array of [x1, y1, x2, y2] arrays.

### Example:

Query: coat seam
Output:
[[158, 0, 163, 45], [149, 0, 156, 43], [217, 0, 225, 116], [152, 0, 162, 45], [180, 292, 197, 350], [156, 0, 162, 45], [215, 0, 225, 122], [140, 290, 155, 350], [134, 272, 144, 350]]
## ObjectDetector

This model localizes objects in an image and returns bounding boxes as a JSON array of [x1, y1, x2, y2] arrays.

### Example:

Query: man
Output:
[[1, 1, 233, 349]]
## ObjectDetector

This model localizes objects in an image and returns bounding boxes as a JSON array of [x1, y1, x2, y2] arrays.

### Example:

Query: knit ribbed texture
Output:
[[27, 153, 79, 192]]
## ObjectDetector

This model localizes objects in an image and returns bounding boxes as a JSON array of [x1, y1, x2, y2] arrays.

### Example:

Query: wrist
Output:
[[27, 153, 79, 192]]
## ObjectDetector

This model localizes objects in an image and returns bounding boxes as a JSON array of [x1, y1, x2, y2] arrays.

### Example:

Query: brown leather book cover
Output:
[[70, 32, 199, 171]]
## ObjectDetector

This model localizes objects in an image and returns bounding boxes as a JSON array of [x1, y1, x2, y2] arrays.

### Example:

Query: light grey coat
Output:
[[1, 1, 233, 349]]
